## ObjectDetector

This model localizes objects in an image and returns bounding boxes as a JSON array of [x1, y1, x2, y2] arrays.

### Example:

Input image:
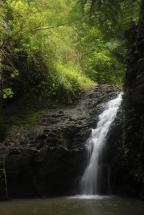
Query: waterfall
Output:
[[80, 93, 123, 195]]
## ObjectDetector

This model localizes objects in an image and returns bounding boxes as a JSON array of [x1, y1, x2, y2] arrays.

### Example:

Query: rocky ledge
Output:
[[0, 85, 120, 200]]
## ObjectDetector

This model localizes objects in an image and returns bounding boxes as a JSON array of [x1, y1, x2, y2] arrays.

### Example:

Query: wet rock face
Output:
[[0, 168, 8, 200], [1, 85, 119, 198], [123, 14, 144, 197], [6, 148, 87, 197], [105, 19, 144, 198], [94, 106, 123, 195]]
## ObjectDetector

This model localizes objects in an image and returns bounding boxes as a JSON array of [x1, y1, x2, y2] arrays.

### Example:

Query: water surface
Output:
[[0, 196, 144, 215]]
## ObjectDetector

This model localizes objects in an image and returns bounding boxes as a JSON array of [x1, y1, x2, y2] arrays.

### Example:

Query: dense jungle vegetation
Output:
[[0, 0, 141, 102]]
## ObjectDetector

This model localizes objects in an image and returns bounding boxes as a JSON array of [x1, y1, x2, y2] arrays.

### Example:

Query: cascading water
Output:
[[80, 93, 123, 196]]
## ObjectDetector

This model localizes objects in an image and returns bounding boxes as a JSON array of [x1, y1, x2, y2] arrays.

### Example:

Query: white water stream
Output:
[[81, 93, 123, 195]]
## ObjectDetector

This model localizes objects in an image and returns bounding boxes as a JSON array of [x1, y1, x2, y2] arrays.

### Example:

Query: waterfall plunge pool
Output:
[[0, 196, 144, 215], [1, 94, 142, 215]]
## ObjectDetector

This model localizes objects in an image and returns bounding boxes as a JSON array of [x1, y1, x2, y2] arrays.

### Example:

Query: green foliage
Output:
[[0, 0, 95, 102], [71, 7, 125, 85], [81, 0, 141, 37], [75, 0, 141, 85], [51, 63, 94, 97], [2, 88, 14, 99], [1, 0, 141, 102]]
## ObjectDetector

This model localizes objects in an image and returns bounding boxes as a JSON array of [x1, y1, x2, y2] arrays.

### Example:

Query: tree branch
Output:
[[31, 23, 68, 33]]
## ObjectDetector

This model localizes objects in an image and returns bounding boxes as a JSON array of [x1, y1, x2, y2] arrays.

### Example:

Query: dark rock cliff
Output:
[[118, 1, 144, 198], [0, 85, 119, 199]]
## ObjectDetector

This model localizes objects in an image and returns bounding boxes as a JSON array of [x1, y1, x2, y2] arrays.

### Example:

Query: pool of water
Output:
[[0, 196, 144, 215]]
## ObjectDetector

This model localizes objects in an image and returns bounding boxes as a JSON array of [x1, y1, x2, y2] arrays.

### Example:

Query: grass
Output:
[[53, 63, 95, 91]]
